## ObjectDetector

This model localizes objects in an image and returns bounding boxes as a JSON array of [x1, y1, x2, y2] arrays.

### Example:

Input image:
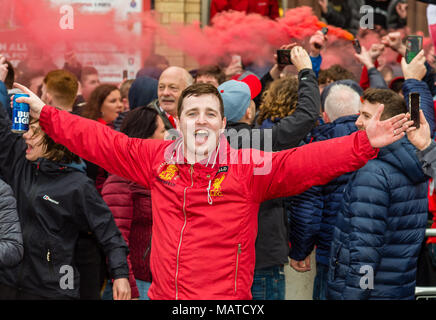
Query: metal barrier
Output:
[[425, 229, 436, 237], [415, 229, 436, 300]]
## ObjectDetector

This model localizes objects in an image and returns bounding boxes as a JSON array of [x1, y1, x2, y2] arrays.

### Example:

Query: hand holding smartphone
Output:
[[352, 39, 361, 54], [405, 36, 423, 64], [277, 49, 292, 65]]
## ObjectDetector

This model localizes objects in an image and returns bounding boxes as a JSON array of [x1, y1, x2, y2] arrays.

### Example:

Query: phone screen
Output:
[[277, 50, 292, 65], [409, 92, 420, 129], [405, 36, 423, 64], [352, 39, 361, 54]]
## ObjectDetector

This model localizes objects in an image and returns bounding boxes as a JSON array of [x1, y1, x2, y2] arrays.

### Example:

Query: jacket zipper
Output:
[[47, 247, 54, 277], [235, 243, 241, 294], [143, 238, 152, 260], [175, 164, 194, 300]]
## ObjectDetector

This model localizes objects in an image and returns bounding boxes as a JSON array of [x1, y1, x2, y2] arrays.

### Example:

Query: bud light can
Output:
[[12, 94, 30, 133]]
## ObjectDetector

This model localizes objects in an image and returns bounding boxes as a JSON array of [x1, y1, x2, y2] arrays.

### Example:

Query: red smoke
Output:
[[0, 0, 156, 70], [1, 1, 432, 77], [159, 6, 357, 65]]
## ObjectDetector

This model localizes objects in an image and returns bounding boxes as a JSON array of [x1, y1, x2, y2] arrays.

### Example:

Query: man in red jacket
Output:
[[210, 0, 279, 22], [14, 46, 411, 300]]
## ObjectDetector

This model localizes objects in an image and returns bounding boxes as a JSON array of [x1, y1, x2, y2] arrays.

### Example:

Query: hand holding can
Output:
[[12, 94, 30, 133], [12, 83, 46, 120]]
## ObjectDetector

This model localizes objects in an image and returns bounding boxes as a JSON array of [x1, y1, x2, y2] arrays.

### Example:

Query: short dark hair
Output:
[[318, 69, 331, 86], [5, 61, 15, 89], [81, 84, 119, 120], [389, 78, 405, 94], [362, 88, 407, 120], [195, 65, 226, 85], [120, 106, 160, 139], [17, 69, 45, 88], [80, 66, 98, 83], [177, 83, 224, 119], [326, 64, 357, 82]]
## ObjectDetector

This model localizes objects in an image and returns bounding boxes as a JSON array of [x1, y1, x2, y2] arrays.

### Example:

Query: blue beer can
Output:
[[12, 94, 30, 133]]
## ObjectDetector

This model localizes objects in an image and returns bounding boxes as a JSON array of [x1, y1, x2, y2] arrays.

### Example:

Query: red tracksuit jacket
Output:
[[39, 106, 378, 300]]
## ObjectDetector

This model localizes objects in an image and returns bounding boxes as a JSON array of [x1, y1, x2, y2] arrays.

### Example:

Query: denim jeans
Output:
[[313, 263, 329, 300], [251, 265, 285, 300], [101, 279, 151, 300]]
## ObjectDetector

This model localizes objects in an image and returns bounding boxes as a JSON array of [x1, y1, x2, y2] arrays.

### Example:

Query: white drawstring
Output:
[[431, 179, 435, 196], [207, 179, 213, 205]]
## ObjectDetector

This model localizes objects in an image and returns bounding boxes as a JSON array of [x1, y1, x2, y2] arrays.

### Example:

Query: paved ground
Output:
[[285, 249, 316, 300]]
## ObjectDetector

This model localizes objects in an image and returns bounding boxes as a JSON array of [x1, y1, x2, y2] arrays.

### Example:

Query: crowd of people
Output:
[[0, 1, 435, 301]]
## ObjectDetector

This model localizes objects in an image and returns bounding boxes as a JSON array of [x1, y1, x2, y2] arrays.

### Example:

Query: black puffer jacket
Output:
[[0, 179, 23, 268], [0, 105, 129, 299]]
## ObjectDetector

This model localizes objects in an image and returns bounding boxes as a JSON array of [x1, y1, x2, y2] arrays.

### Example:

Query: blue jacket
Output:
[[326, 138, 428, 300], [290, 77, 435, 265], [288, 115, 358, 263]]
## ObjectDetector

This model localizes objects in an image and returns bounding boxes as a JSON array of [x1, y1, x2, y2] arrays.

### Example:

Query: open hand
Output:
[[365, 104, 413, 148]]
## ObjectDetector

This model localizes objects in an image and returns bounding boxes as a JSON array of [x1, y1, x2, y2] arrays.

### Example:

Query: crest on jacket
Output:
[[210, 175, 226, 197], [158, 164, 179, 181]]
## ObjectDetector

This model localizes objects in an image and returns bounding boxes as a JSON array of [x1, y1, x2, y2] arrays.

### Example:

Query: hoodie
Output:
[[128, 76, 158, 110]]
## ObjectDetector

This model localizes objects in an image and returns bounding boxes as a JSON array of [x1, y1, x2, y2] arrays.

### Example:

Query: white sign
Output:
[[51, 0, 143, 83]]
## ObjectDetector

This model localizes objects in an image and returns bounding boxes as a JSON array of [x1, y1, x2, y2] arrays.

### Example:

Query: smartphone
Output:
[[277, 49, 292, 65], [409, 92, 420, 129], [123, 70, 128, 79], [352, 39, 361, 54], [405, 35, 423, 64]]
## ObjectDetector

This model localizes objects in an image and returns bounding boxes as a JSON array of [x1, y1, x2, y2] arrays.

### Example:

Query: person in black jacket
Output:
[[0, 80, 130, 300], [220, 46, 320, 299], [0, 179, 23, 268]]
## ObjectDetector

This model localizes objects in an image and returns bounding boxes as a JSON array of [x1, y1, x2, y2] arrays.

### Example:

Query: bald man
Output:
[[147, 66, 193, 130]]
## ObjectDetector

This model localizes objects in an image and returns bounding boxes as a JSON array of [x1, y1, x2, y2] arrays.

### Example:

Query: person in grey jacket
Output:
[[0, 179, 23, 268], [408, 110, 436, 182]]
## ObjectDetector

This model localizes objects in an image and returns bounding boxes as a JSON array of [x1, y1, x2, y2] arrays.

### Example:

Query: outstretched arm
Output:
[[252, 105, 412, 202], [13, 83, 165, 189]]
